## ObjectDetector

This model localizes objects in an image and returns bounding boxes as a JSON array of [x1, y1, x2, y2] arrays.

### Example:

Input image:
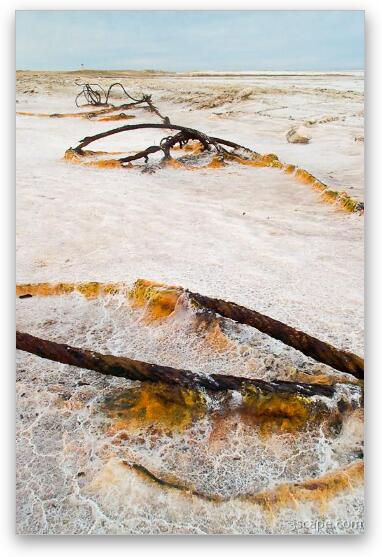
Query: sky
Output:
[[16, 10, 364, 72]]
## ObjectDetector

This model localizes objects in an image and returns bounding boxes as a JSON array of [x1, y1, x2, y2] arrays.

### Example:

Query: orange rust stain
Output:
[[206, 156, 227, 169], [128, 279, 183, 321], [198, 319, 234, 352], [65, 148, 123, 159], [162, 158, 186, 169], [286, 166, 361, 213], [313, 181, 327, 192], [63, 149, 125, 169], [82, 149, 126, 156], [107, 457, 363, 513], [321, 189, 339, 203], [87, 159, 123, 169], [97, 113, 136, 122], [103, 385, 313, 439], [64, 149, 83, 163], [102, 383, 207, 432], [336, 193, 364, 213], [226, 152, 282, 169], [227, 155, 270, 168], [16, 279, 185, 318], [173, 141, 204, 154], [293, 370, 360, 386], [164, 156, 226, 171], [248, 461, 364, 511], [16, 281, 126, 299], [283, 164, 296, 174], [17, 109, 134, 121], [238, 390, 313, 435], [64, 398, 85, 411], [295, 168, 317, 185], [99, 457, 363, 512], [207, 411, 239, 450], [17, 111, 84, 118], [294, 372, 337, 386], [208, 391, 319, 450]]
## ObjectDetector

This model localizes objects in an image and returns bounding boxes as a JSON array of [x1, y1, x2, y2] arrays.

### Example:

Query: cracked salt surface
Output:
[[16, 292, 363, 534], [16, 71, 363, 534]]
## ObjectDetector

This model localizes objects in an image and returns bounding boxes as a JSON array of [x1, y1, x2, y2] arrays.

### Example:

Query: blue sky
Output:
[[16, 11, 364, 71]]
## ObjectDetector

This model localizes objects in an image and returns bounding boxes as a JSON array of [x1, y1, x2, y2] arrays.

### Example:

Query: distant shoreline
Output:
[[15, 69, 364, 78]]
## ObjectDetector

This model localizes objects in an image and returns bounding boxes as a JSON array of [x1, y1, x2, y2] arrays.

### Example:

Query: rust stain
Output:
[[292, 168, 362, 213], [162, 158, 186, 169], [17, 109, 135, 122], [208, 391, 314, 444], [97, 113, 136, 122], [16, 281, 126, 299], [248, 460, 364, 511], [294, 370, 359, 386], [172, 141, 204, 154], [87, 159, 124, 168], [94, 456, 363, 513], [226, 152, 282, 168], [203, 320, 234, 351], [128, 279, 183, 321], [17, 111, 86, 118], [64, 149, 127, 169], [103, 382, 330, 442], [102, 383, 207, 433], [206, 156, 227, 169]]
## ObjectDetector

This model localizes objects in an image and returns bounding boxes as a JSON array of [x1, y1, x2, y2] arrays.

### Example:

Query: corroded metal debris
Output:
[[16, 330, 335, 398], [17, 279, 364, 379]]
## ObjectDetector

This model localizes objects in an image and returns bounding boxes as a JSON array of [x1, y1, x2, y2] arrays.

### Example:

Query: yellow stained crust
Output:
[[15, 279, 357, 387], [86, 159, 125, 168], [16, 281, 126, 299], [172, 141, 204, 154], [17, 110, 135, 122], [103, 381, 327, 438], [103, 383, 207, 433], [242, 389, 310, 430], [161, 155, 227, 170], [17, 111, 86, 118], [65, 149, 126, 157], [16, 278, 183, 320], [128, 278, 183, 321], [97, 113, 135, 122], [63, 149, 129, 168], [17, 279, 242, 353], [200, 319, 235, 351], [227, 152, 283, 169], [248, 460, 364, 511], [128, 279, 238, 352], [292, 168, 363, 213], [293, 370, 360, 386], [98, 457, 363, 511], [207, 389, 326, 443]]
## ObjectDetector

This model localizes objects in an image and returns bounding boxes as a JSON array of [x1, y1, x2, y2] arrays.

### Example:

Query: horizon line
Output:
[[16, 68, 365, 73]]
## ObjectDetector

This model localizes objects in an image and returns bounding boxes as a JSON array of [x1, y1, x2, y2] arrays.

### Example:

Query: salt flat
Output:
[[16, 71, 364, 534]]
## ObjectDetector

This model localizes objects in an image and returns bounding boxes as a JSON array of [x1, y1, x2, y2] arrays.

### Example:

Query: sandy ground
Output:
[[16, 71, 364, 534]]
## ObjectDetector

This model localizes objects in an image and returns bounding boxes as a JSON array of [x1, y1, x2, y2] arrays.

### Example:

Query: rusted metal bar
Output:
[[188, 291, 364, 380], [16, 331, 335, 398], [73, 122, 250, 155]]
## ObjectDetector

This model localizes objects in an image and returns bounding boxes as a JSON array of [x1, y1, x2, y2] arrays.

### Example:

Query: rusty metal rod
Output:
[[16, 331, 335, 398], [187, 291, 364, 380]]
